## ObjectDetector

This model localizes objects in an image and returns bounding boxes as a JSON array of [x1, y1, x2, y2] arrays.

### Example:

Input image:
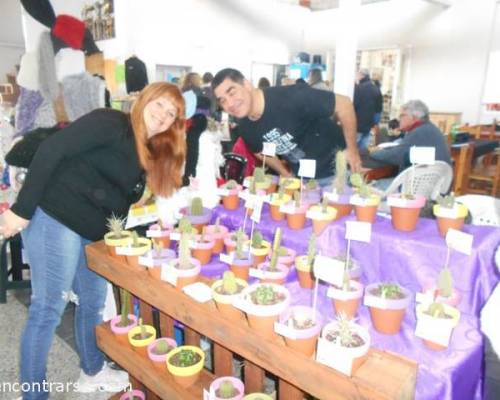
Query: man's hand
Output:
[[0, 209, 30, 239], [345, 147, 362, 172]]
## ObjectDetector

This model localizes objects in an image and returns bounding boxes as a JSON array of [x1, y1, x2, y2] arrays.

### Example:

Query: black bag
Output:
[[5, 126, 60, 168]]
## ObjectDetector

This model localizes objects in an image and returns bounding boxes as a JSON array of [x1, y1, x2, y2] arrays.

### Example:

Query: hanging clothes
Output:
[[125, 55, 148, 93]]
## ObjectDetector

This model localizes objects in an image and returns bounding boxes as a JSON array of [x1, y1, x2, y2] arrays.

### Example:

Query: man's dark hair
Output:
[[202, 72, 213, 84], [212, 68, 245, 90]]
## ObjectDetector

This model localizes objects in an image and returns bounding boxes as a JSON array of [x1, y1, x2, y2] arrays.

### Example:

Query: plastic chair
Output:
[[455, 194, 500, 226], [220, 152, 247, 184]]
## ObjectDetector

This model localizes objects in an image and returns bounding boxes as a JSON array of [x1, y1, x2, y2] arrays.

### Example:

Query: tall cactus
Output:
[[190, 197, 204, 216], [235, 229, 246, 260], [222, 271, 238, 295], [269, 228, 282, 270], [294, 190, 301, 208], [437, 267, 453, 298], [119, 288, 130, 327], [253, 167, 266, 183], [332, 150, 347, 194], [306, 234, 316, 266], [350, 173, 372, 198]]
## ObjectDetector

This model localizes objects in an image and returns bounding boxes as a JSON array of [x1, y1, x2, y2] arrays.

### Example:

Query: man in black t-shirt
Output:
[[212, 68, 361, 183]]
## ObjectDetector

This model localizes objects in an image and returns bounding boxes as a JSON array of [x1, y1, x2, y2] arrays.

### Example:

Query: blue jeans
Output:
[[357, 132, 371, 151], [20, 208, 107, 400]]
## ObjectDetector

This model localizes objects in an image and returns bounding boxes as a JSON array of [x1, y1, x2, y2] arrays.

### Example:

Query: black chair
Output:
[[220, 152, 247, 184], [0, 234, 31, 303]]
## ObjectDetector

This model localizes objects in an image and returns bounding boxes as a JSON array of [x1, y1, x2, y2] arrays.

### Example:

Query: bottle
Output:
[[450, 123, 458, 144]]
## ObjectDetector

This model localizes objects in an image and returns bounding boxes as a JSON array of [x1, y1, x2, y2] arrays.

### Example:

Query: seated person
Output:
[[369, 99, 451, 171]]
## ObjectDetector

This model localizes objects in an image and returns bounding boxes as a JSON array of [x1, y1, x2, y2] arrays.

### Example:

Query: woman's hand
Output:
[[0, 209, 30, 239]]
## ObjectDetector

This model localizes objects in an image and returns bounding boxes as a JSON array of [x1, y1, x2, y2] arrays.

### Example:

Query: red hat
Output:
[[51, 15, 86, 50]]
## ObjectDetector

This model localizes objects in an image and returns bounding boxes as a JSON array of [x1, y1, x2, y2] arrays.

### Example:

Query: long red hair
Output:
[[131, 82, 186, 197]]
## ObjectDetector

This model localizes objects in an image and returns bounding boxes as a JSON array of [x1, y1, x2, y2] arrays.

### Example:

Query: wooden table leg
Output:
[[279, 379, 304, 400], [244, 360, 265, 393], [184, 327, 201, 346], [139, 299, 154, 326], [214, 343, 233, 376], [159, 312, 175, 338]]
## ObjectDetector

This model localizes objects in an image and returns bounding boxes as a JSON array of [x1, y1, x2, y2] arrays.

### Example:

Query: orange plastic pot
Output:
[[354, 205, 378, 223], [222, 194, 240, 210]]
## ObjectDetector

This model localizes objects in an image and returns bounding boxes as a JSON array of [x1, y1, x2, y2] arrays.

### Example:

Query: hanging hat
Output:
[[51, 15, 86, 50], [20, 0, 56, 28]]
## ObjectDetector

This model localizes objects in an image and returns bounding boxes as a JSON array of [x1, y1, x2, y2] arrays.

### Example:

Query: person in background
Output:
[[353, 68, 382, 151], [0, 83, 186, 399], [212, 68, 361, 185], [257, 77, 271, 90], [201, 72, 217, 117], [181, 72, 203, 96], [308, 68, 330, 91]]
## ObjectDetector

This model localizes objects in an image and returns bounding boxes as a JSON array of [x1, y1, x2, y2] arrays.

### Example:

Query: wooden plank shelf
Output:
[[87, 241, 417, 400]]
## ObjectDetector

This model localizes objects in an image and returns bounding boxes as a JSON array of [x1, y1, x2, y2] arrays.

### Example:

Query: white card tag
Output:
[[242, 178, 251, 188], [146, 229, 167, 238], [345, 221, 372, 243], [262, 142, 277, 157], [245, 195, 256, 209], [125, 213, 158, 229], [446, 228, 473, 255], [415, 291, 434, 305], [298, 159, 316, 178], [182, 282, 212, 303], [323, 191, 339, 202], [219, 253, 234, 264], [274, 322, 298, 339], [349, 195, 372, 207], [160, 265, 177, 286], [414, 318, 453, 347], [313, 255, 344, 286], [249, 268, 267, 279], [387, 196, 409, 208], [114, 246, 130, 256], [239, 190, 249, 200], [138, 256, 156, 267], [409, 146, 436, 165], [217, 188, 230, 196], [363, 295, 390, 309], [251, 200, 263, 223], [316, 338, 354, 376], [436, 206, 459, 219], [170, 232, 181, 240], [203, 388, 216, 400], [306, 209, 325, 219], [280, 203, 296, 214], [232, 296, 248, 312]]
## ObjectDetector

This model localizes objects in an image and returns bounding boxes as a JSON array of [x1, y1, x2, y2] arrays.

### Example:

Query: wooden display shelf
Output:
[[87, 241, 417, 400]]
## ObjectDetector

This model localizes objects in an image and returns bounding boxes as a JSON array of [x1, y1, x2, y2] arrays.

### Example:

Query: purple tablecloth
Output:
[[200, 203, 500, 400]]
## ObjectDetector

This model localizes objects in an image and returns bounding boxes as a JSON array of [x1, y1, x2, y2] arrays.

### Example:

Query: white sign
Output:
[[249, 268, 267, 279], [262, 142, 277, 157], [274, 322, 298, 339], [160, 264, 177, 286], [316, 338, 354, 376], [125, 213, 158, 229], [280, 203, 296, 214], [387, 196, 409, 208], [183, 282, 213, 303], [414, 317, 454, 347], [242, 178, 251, 188], [363, 295, 390, 309], [323, 191, 339, 202], [138, 256, 156, 267], [298, 159, 316, 178], [251, 199, 263, 223], [217, 188, 230, 196], [203, 388, 215, 400], [313, 255, 344, 287], [409, 146, 436, 165], [446, 228, 473, 255], [345, 221, 372, 243], [219, 253, 234, 264], [169, 232, 181, 241]]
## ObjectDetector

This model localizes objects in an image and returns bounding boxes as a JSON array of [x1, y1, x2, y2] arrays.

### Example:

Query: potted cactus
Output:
[[168, 219, 201, 290], [332, 255, 362, 281], [433, 193, 468, 236], [272, 245, 297, 269], [317, 314, 370, 376], [142, 239, 176, 280], [219, 180, 243, 210], [295, 234, 317, 289], [181, 196, 212, 231], [204, 217, 230, 254], [211, 271, 248, 321], [119, 389, 146, 400], [247, 230, 271, 267], [146, 219, 173, 249], [277, 305, 323, 357], [224, 229, 249, 254], [268, 184, 291, 221], [123, 231, 152, 268], [279, 176, 300, 196], [322, 151, 354, 219], [415, 301, 460, 351], [364, 283, 411, 335], [166, 345, 205, 388], [104, 214, 132, 260], [229, 229, 254, 281], [254, 228, 289, 285], [387, 187, 426, 232], [191, 227, 215, 265], [326, 264, 364, 319], [349, 173, 381, 223], [127, 317, 156, 357], [237, 283, 291, 340], [422, 266, 461, 307], [306, 196, 337, 235], [110, 289, 137, 345], [283, 191, 309, 230], [209, 377, 245, 400], [147, 337, 177, 372], [245, 167, 272, 192], [302, 178, 322, 204]]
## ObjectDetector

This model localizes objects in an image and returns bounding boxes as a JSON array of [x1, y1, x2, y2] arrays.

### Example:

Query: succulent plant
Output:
[[106, 214, 127, 239], [252, 285, 280, 305], [269, 228, 282, 270], [235, 229, 246, 260], [217, 380, 238, 398], [190, 197, 204, 216], [222, 271, 238, 295], [332, 150, 347, 194], [153, 239, 164, 256], [175, 349, 199, 367], [223, 180, 238, 190], [154, 339, 171, 355], [379, 283, 402, 299], [306, 179, 318, 190], [119, 288, 130, 327], [436, 193, 456, 209], [293, 190, 301, 208], [332, 313, 359, 347], [306, 234, 316, 266], [350, 173, 372, 199], [437, 267, 453, 298], [321, 196, 329, 213], [253, 167, 266, 183], [426, 302, 447, 318], [251, 231, 263, 249]]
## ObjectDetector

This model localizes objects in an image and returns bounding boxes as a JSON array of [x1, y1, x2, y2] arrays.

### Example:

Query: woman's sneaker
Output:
[[75, 362, 130, 393]]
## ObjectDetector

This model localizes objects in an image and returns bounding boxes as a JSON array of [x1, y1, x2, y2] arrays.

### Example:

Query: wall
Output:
[[0, 0, 24, 83], [0, 45, 23, 84]]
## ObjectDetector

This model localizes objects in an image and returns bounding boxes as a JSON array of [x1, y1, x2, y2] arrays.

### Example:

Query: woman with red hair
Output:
[[0, 82, 186, 399]]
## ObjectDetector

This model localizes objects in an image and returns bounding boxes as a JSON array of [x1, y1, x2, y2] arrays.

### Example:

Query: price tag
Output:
[[323, 191, 339, 202], [249, 268, 267, 279], [245, 195, 256, 209], [436, 206, 459, 219], [251, 199, 263, 223], [298, 159, 316, 178], [242, 178, 251, 188], [414, 317, 454, 347], [280, 203, 296, 214], [415, 291, 434, 305], [306, 209, 324, 219], [170, 232, 181, 240], [114, 246, 132, 256], [409, 146, 436, 165], [363, 295, 390, 309], [219, 253, 234, 264], [217, 188, 230, 196], [316, 338, 354, 376], [160, 264, 177, 286], [345, 221, 371, 243], [125, 213, 158, 229], [387, 196, 409, 208], [138, 256, 156, 267], [183, 282, 213, 303], [262, 142, 277, 157], [446, 228, 473, 255], [146, 229, 167, 238], [274, 322, 298, 339], [313, 255, 344, 287]]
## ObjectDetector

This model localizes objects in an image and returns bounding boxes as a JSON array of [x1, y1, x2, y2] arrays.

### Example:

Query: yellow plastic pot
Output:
[[166, 345, 205, 388], [128, 324, 156, 357]]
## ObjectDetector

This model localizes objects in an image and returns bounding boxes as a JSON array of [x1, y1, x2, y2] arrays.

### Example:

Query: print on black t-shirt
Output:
[[262, 128, 306, 164]]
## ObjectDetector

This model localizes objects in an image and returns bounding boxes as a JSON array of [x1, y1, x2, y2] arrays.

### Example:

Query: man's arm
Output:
[[335, 94, 362, 172], [254, 153, 292, 177]]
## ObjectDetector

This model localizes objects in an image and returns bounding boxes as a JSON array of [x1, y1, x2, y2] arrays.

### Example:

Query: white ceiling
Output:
[[0, 0, 24, 47]]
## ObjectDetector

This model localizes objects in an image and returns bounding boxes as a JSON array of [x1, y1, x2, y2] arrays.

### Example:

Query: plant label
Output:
[[316, 338, 354, 376], [160, 264, 177, 286], [169, 232, 181, 241], [313, 255, 344, 287], [415, 317, 454, 347], [436, 206, 459, 219], [262, 142, 277, 157], [387, 196, 409, 208], [415, 291, 434, 305], [409, 146, 436, 165], [298, 159, 316, 178], [219, 253, 234, 264], [249, 268, 267, 279], [323, 191, 339, 202], [251, 199, 263, 223], [242, 177, 251, 188], [203, 388, 216, 400], [146, 229, 167, 238], [125, 213, 158, 229], [280, 203, 296, 214], [183, 282, 213, 303], [363, 294, 390, 309], [274, 322, 298, 339], [217, 188, 230, 196], [306, 209, 325, 219], [446, 229, 473, 255], [349, 195, 370, 207], [138, 256, 156, 268], [345, 221, 372, 243]]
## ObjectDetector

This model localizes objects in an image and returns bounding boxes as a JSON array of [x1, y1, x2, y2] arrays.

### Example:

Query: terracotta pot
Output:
[[104, 232, 132, 263], [307, 205, 337, 235], [280, 177, 300, 197], [364, 283, 411, 335], [124, 238, 153, 269], [254, 262, 289, 285], [351, 194, 380, 224], [230, 253, 254, 282], [433, 204, 468, 236], [209, 376, 245, 400], [141, 249, 176, 272], [295, 256, 314, 289], [331, 202, 354, 219], [247, 240, 271, 267], [243, 394, 273, 400], [169, 258, 202, 290], [285, 203, 309, 230], [110, 314, 138, 345], [322, 188, 354, 220], [268, 193, 291, 221], [166, 346, 205, 388], [224, 232, 248, 254], [416, 303, 460, 351], [181, 207, 212, 233], [204, 225, 229, 254], [128, 324, 156, 357], [327, 280, 364, 319], [436, 216, 465, 237], [278, 305, 322, 357], [388, 194, 426, 232], [146, 223, 173, 249], [191, 237, 215, 265], [211, 278, 248, 322], [222, 194, 240, 210], [147, 337, 177, 372], [119, 390, 145, 400], [272, 248, 297, 269]]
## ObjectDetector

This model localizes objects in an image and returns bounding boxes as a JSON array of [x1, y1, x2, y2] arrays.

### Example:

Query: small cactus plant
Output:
[[106, 214, 127, 239], [379, 283, 402, 299], [178, 217, 194, 235], [306, 234, 316, 266], [235, 229, 246, 260], [178, 231, 192, 269], [138, 318, 149, 340], [321, 196, 329, 213], [190, 197, 204, 216], [436, 193, 456, 209], [332, 150, 348, 194], [350, 173, 372, 199], [294, 190, 301, 208], [277, 184, 285, 200], [251, 231, 264, 249], [269, 228, 282, 270], [437, 267, 453, 298], [153, 239, 164, 256], [118, 288, 130, 327], [153, 339, 172, 355], [217, 380, 238, 398], [426, 302, 447, 318], [251, 285, 280, 305], [222, 271, 238, 295], [330, 314, 361, 347], [253, 167, 266, 183], [223, 180, 238, 190]]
